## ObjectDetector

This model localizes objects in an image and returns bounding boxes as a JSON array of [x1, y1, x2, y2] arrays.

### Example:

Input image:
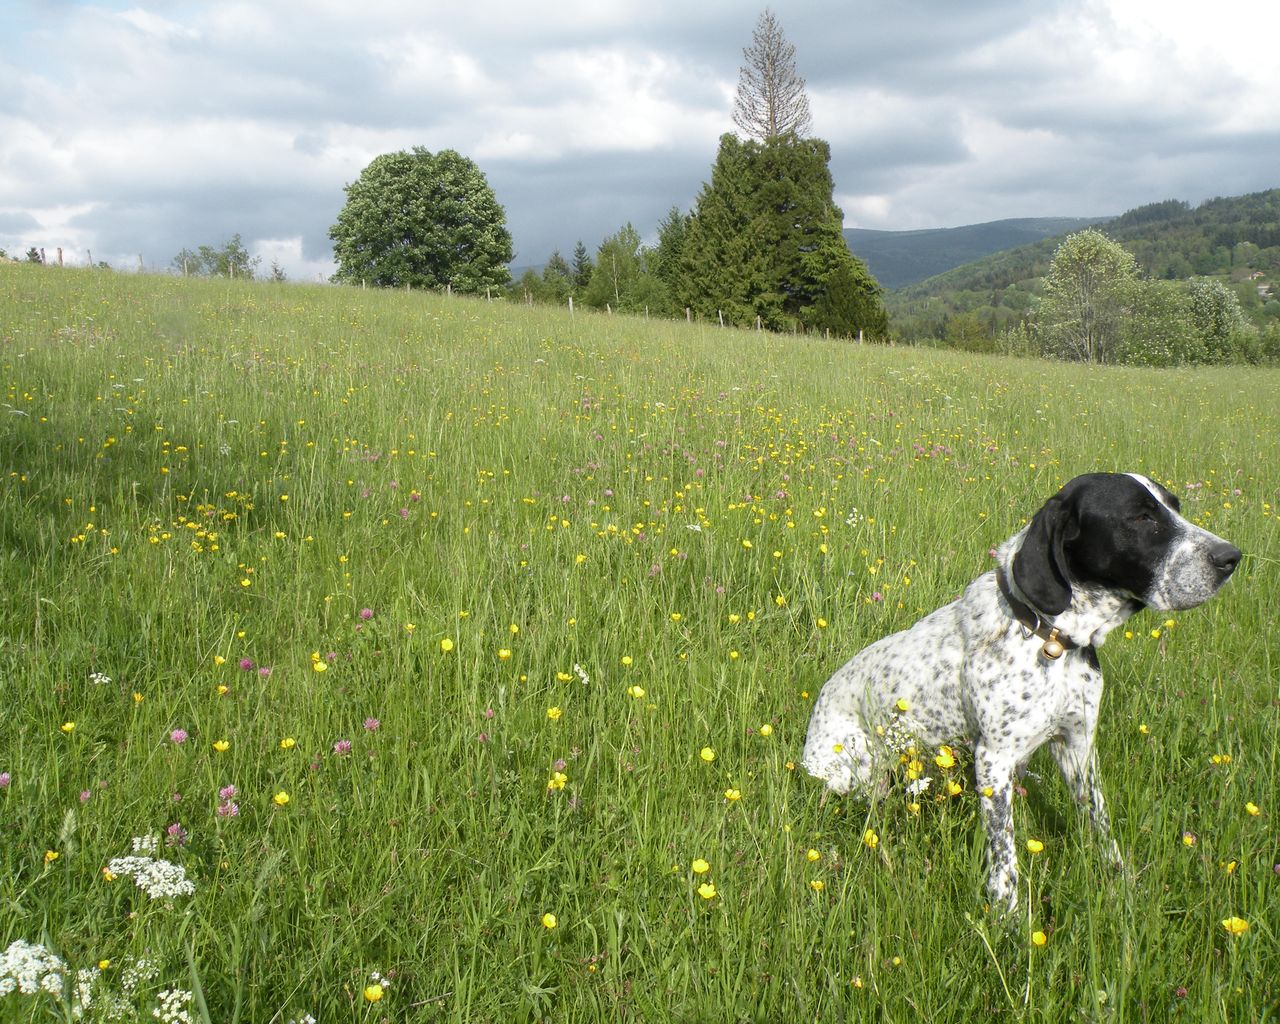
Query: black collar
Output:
[[995, 567, 1084, 662]]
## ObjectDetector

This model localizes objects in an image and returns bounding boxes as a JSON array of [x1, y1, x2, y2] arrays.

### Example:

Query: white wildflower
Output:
[[573, 663, 590, 686], [152, 988, 193, 1024], [90, 671, 111, 686], [121, 957, 161, 993], [880, 716, 915, 755], [905, 777, 933, 797], [72, 967, 97, 1018], [131, 835, 159, 855], [107, 837, 194, 900], [0, 939, 65, 997]]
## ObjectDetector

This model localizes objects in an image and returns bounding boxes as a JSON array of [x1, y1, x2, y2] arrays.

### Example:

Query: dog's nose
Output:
[[1211, 541, 1242, 578]]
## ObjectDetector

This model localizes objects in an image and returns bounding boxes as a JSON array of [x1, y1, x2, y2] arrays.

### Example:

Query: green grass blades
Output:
[[1, 263, 1277, 1022]]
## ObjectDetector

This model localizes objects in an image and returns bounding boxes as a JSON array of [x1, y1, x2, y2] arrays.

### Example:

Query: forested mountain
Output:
[[886, 189, 1280, 343], [842, 217, 1102, 289]]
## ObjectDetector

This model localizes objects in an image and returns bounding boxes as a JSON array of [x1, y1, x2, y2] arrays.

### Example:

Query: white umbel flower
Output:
[[0, 939, 66, 997], [107, 837, 195, 900]]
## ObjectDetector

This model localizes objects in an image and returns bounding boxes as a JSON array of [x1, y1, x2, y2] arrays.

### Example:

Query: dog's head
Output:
[[1012, 473, 1241, 615]]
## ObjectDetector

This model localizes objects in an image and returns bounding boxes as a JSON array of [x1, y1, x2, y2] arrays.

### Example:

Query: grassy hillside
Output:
[[890, 189, 1280, 342], [843, 218, 1102, 290], [1, 265, 1277, 1022]]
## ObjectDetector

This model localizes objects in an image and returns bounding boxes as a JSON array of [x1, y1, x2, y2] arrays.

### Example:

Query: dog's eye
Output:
[[1134, 511, 1156, 523]]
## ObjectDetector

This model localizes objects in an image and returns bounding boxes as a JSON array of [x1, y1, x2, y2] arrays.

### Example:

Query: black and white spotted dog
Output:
[[803, 473, 1240, 913]]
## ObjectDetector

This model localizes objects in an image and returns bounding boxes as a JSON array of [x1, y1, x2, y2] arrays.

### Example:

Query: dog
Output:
[[802, 473, 1240, 913]]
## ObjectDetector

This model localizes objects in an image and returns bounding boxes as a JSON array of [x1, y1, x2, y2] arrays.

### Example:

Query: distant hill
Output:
[[843, 217, 1104, 290], [886, 189, 1280, 342]]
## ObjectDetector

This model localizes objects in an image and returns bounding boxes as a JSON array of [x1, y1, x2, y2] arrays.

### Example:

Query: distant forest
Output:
[[889, 189, 1280, 346]]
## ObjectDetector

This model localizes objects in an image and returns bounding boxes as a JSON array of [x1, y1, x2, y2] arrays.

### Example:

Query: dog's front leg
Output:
[[1050, 731, 1124, 870], [974, 740, 1020, 915]]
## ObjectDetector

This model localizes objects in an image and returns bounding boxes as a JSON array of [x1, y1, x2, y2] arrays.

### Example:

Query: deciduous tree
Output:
[[1037, 230, 1138, 363], [330, 147, 512, 293], [172, 234, 260, 279], [582, 224, 670, 314]]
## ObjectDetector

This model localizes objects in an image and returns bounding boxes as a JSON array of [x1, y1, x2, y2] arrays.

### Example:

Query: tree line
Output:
[[978, 228, 1280, 366], [130, 6, 1276, 366], [322, 9, 887, 341], [892, 190, 1280, 363]]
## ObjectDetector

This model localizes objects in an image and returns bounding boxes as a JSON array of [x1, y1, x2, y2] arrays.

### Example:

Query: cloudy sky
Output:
[[3, 0, 1278, 281]]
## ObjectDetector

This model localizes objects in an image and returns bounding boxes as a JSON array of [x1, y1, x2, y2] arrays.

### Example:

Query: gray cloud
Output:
[[2, 0, 1278, 278]]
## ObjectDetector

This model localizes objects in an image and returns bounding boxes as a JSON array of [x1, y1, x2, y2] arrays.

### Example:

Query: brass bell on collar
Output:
[[1040, 630, 1065, 661]]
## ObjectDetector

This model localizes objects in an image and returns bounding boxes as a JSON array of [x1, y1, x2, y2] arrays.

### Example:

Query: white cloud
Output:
[[251, 236, 336, 283], [2, 0, 1278, 276]]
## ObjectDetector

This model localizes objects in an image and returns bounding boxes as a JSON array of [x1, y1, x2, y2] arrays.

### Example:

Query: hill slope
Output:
[[1, 265, 1277, 1021], [843, 217, 1103, 289], [887, 189, 1280, 340]]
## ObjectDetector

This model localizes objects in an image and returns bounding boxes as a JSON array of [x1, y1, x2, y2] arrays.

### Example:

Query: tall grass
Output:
[[0, 264, 1276, 1022]]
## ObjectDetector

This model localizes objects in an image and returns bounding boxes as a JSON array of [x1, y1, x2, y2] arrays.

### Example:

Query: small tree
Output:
[[540, 251, 574, 304], [733, 9, 812, 141], [651, 207, 689, 297], [173, 234, 260, 279], [1115, 279, 1202, 366], [571, 241, 593, 291], [330, 147, 512, 293], [582, 224, 669, 314], [1188, 278, 1253, 362], [1037, 230, 1138, 364]]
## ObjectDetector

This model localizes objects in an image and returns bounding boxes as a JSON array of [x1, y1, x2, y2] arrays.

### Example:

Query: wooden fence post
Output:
[[717, 310, 724, 328]]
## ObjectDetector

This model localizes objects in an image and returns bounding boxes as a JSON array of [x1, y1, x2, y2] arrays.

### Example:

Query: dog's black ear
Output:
[[1012, 491, 1080, 615]]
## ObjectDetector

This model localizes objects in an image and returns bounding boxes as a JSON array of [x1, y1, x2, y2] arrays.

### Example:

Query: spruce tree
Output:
[[571, 240, 593, 290], [678, 133, 885, 337]]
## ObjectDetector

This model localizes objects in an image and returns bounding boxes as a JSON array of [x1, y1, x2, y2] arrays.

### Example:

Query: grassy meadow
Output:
[[0, 263, 1277, 1022]]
